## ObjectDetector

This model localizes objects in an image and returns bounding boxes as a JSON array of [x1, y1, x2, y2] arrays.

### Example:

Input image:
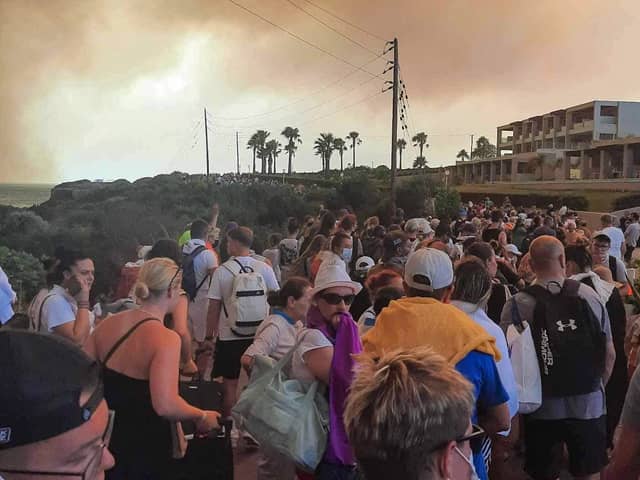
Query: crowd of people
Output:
[[2, 197, 640, 480]]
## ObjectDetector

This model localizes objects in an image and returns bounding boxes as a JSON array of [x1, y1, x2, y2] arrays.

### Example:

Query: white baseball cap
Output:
[[505, 244, 522, 256], [404, 248, 454, 292], [354, 256, 375, 272]]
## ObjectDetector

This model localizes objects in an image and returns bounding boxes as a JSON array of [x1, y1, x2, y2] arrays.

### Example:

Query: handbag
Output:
[[232, 336, 329, 472], [506, 300, 542, 414]]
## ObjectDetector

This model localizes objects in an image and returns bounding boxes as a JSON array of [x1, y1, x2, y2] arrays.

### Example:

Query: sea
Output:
[[0, 183, 54, 208]]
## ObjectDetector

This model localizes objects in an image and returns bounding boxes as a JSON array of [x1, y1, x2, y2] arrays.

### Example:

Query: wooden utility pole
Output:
[[470, 134, 474, 161], [390, 37, 399, 217], [204, 108, 210, 177], [236, 131, 240, 175]]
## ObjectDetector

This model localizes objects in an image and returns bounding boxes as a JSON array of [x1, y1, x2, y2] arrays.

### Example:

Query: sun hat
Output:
[[354, 256, 375, 273], [0, 330, 104, 450], [311, 260, 362, 297], [404, 248, 454, 292]]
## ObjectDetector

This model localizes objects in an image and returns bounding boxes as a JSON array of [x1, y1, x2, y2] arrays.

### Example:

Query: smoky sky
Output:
[[1, 0, 639, 183]]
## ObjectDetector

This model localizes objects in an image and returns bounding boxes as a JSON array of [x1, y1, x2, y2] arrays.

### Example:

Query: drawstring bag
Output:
[[232, 338, 329, 472]]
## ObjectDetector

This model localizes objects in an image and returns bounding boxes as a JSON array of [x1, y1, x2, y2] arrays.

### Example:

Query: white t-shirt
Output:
[[601, 226, 625, 262], [262, 248, 281, 283], [182, 239, 218, 288], [207, 256, 279, 341], [244, 312, 302, 361], [357, 306, 376, 336], [291, 328, 333, 383], [625, 222, 640, 248], [39, 285, 78, 332]]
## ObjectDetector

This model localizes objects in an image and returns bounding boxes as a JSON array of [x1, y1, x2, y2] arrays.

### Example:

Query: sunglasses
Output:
[[319, 293, 355, 305], [456, 424, 486, 453]]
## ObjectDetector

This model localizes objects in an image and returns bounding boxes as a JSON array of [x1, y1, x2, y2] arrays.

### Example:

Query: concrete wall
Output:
[[619, 102, 640, 137]]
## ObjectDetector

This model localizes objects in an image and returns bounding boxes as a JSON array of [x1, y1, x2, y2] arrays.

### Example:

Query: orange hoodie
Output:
[[362, 297, 501, 365]]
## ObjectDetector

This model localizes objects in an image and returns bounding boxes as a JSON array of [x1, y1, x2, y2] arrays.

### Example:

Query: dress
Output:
[[103, 319, 173, 480]]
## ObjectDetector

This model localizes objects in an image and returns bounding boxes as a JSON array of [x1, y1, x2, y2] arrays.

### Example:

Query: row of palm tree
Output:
[[246, 128, 364, 175], [455, 136, 496, 163]]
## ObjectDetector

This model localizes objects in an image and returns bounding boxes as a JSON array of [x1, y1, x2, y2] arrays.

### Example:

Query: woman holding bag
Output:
[[85, 258, 221, 480], [291, 260, 363, 480], [240, 277, 313, 480]]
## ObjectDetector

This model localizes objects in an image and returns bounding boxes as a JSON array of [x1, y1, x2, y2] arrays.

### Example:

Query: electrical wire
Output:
[[297, 89, 386, 127], [283, 0, 380, 56], [227, 0, 378, 78], [213, 54, 384, 121], [300, 0, 387, 42]]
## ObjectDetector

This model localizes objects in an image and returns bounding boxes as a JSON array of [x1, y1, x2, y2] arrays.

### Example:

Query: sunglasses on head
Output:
[[319, 293, 355, 305], [429, 424, 486, 454]]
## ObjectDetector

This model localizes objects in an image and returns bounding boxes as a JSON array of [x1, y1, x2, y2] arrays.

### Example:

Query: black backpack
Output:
[[526, 279, 606, 397], [182, 246, 209, 301]]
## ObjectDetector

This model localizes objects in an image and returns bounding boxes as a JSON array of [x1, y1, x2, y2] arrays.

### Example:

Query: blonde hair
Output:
[[345, 347, 474, 480], [134, 258, 180, 301]]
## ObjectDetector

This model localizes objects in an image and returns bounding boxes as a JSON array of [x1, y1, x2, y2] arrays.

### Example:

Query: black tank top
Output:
[[101, 318, 173, 479], [482, 227, 501, 243]]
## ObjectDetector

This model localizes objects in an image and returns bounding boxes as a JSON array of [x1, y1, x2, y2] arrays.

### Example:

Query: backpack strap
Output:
[[561, 278, 581, 297], [34, 294, 55, 331], [609, 256, 618, 281], [189, 245, 207, 259], [102, 317, 158, 367]]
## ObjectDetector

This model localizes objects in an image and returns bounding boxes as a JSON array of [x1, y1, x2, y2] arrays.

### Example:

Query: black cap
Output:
[[0, 330, 103, 450]]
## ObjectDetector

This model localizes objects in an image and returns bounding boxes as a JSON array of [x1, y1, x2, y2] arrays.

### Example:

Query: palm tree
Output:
[[412, 132, 429, 166], [314, 133, 335, 175], [456, 149, 469, 162], [246, 133, 260, 173], [252, 130, 270, 173], [347, 131, 362, 168], [281, 126, 302, 175], [333, 138, 347, 172], [264, 139, 282, 174], [413, 157, 427, 169], [471, 136, 496, 160], [396, 139, 407, 170]]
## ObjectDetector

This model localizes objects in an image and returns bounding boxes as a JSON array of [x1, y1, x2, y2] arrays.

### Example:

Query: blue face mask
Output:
[[342, 248, 353, 263]]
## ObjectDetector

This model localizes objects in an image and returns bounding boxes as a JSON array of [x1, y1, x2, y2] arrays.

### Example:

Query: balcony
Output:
[[534, 131, 543, 141], [600, 115, 617, 125], [499, 136, 514, 146], [569, 119, 594, 134], [557, 126, 567, 136], [544, 129, 554, 138]]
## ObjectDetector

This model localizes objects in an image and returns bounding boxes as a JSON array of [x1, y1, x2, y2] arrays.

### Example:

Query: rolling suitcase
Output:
[[174, 379, 234, 480]]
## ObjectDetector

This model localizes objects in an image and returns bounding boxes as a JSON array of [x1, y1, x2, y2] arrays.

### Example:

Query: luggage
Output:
[[174, 380, 234, 480]]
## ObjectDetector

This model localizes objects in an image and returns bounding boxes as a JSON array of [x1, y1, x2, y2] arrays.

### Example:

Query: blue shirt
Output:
[[456, 351, 509, 480]]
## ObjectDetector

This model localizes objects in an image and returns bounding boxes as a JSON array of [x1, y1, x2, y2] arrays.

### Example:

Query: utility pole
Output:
[[470, 134, 474, 161], [390, 37, 399, 218], [204, 108, 210, 178], [235, 131, 240, 175]]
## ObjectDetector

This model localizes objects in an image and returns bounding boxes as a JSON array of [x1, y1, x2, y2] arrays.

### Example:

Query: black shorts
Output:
[[212, 339, 253, 380], [524, 416, 607, 479]]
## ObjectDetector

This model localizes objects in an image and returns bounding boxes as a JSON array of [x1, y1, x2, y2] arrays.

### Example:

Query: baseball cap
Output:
[[355, 256, 375, 272], [0, 330, 103, 450], [505, 244, 523, 256], [404, 248, 454, 292]]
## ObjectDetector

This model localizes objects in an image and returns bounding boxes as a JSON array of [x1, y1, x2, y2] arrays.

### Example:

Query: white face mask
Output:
[[342, 248, 353, 263], [454, 446, 480, 480]]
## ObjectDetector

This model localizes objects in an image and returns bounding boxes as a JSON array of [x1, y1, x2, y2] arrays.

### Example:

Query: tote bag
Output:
[[232, 339, 329, 472]]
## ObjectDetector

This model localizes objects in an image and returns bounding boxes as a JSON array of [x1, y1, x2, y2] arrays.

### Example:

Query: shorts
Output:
[[524, 416, 607, 479], [212, 339, 253, 380]]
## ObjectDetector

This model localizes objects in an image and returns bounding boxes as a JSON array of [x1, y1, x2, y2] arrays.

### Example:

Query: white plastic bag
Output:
[[507, 321, 541, 414]]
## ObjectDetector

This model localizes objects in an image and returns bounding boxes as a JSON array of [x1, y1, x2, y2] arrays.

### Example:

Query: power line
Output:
[[283, 0, 380, 56], [300, 0, 387, 42], [227, 0, 378, 78], [214, 54, 384, 121], [297, 89, 386, 127]]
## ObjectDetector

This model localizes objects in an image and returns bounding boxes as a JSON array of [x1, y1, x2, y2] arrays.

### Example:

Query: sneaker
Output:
[[242, 431, 259, 449], [230, 426, 240, 449]]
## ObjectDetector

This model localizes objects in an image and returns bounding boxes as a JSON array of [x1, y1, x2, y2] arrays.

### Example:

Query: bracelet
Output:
[[77, 302, 90, 310]]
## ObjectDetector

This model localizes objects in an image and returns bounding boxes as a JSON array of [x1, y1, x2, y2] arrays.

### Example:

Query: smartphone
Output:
[[67, 275, 83, 297]]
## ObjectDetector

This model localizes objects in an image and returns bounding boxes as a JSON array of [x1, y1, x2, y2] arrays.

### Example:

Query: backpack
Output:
[[182, 246, 209, 301], [609, 256, 619, 282], [279, 242, 298, 266], [221, 258, 269, 338], [525, 279, 606, 397]]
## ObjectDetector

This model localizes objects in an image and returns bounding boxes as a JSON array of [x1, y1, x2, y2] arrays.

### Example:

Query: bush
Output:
[[435, 188, 461, 220], [614, 195, 640, 211], [396, 176, 435, 218], [0, 246, 45, 308]]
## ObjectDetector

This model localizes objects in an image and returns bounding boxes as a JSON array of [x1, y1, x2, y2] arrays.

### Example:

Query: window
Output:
[[599, 133, 614, 140]]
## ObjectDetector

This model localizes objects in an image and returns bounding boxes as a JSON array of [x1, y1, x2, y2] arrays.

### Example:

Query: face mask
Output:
[[342, 248, 353, 263], [454, 446, 480, 480]]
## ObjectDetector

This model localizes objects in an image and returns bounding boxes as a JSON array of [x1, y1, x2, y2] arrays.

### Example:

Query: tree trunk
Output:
[[419, 143, 424, 158], [340, 152, 344, 172], [399, 148, 403, 170], [352, 140, 356, 168], [252, 148, 256, 173], [273, 153, 277, 174], [288, 141, 293, 174], [262, 153, 266, 174]]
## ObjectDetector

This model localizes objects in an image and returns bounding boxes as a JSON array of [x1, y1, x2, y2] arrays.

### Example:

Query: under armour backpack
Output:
[[221, 258, 269, 338], [526, 279, 606, 397], [182, 246, 208, 301]]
